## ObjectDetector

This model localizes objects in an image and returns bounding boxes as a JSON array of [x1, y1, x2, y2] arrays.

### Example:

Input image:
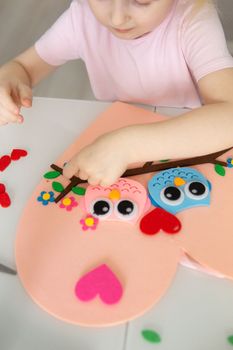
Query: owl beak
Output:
[[108, 189, 121, 201], [174, 177, 186, 187]]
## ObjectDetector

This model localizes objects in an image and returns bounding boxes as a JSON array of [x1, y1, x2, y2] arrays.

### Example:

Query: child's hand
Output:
[[63, 130, 131, 186], [0, 63, 32, 125]]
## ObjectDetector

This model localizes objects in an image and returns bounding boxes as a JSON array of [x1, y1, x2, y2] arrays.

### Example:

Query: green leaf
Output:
[[214, 164, 225, 176], [72, 186, 86, 196], [141, 329, 161, 343], [228, 335, 233, 345], [44, 171, 61, 179], [52, 182, 64, 192], [159, 159, 170, 163]]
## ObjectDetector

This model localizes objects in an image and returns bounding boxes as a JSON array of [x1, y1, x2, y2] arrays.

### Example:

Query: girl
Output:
[[0, 0, 232, 186]]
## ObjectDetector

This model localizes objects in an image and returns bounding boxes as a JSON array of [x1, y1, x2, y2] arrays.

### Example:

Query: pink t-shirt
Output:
[[35, 0, 233, 108]]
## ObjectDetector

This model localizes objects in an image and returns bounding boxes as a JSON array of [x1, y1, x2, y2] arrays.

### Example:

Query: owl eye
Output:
[[184, 181, 209, 200], [160, 186, 185, 206], [90, 198, 113, 218], [115, 199, 138, 220]]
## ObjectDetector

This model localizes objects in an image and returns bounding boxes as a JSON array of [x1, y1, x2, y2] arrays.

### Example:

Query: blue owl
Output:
[[148, 167, 211, 215]]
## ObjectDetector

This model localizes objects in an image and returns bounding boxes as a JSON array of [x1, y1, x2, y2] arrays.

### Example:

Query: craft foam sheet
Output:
[[15, 102, 233, 327]]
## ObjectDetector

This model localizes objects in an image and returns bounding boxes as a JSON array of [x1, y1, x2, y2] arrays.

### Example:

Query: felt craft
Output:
[[0, 149, 28, 209], [80, 214, 99, 230], [0, 149, 28, 172], [0, 192, 11, 208], [140, 207, 182, 235], [59, 196, 78, 211], [51, 147, 229, 203], [0, 155, 11, 172], [148, 167, 211, 215], [141, 329, 162, 343], [75, 264, 123, 305], [11, 149, 28, 161], [0, 183, 11, 208], [0, 183, 6, 193], [80, 178, 150, 224], [228, 335, 233, 345], [15, 102, 233, 327]]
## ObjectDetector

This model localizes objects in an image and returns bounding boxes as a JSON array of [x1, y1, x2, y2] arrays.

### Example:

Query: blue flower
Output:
[[227, 158, 233, 168], [37, 191, 55, 206]]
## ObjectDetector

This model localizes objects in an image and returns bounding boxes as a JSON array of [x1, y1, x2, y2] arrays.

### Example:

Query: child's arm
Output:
[[0, 46, 56, 125], [124, 67, 233, 161], [63, 67, 233, 186]]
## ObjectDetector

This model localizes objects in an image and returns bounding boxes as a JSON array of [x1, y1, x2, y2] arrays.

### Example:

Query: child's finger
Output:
[[78, 170, 89, 180], [18, 84, 32, 107], [63, 162, 78, 179], [17, 114, 24, 123], [88, 176, 101, 186], [0, 87, 19, 114], [0, 119, 8, 126], [0, 104, 22, 123], [6, 112, 23, 123]]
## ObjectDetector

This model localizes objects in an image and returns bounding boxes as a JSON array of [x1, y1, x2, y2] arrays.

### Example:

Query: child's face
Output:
[[87, 0, 174, 40]]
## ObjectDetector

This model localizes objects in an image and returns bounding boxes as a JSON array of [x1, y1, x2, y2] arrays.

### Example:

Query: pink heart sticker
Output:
[[75, 264, 123, 305]]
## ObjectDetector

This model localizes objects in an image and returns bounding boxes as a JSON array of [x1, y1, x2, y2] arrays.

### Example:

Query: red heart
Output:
[[0, 155, 11, 172], [11, 149, 28, 161], [0, 192, 11, 208], [0, 183, 6, 193], [140, 207, 181, 235], [75, 264, 123, 305]]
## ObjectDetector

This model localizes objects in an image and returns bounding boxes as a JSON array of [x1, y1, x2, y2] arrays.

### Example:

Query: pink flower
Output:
[[80, 214, 99, 231], [59, 196, 78, 211]]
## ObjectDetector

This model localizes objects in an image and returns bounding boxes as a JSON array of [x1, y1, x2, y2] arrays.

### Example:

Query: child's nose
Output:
[[110, 2, 129, 27]]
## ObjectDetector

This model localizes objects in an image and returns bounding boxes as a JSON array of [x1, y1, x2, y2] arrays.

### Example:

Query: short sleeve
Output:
[[181, 3, 233, 82], [35, 0, 82, 66]]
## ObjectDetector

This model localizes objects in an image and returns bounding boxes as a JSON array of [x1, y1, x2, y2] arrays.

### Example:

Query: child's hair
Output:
[[195, 0, 207, 7], [190, 0, 216, 18], [193, 0, 212, 10]]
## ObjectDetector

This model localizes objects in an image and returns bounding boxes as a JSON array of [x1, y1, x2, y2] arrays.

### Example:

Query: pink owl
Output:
[[80, 178, 151, 225]]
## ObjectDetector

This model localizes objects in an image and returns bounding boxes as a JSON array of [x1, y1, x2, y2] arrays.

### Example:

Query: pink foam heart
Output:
[[75, 264, 123, 305]]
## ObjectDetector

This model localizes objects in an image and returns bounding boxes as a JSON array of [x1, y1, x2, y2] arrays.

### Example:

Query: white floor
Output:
[[0, 0, 232, 102]]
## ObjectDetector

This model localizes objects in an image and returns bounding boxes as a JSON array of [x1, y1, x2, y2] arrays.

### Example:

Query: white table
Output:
[[0, 97, 233, 350]]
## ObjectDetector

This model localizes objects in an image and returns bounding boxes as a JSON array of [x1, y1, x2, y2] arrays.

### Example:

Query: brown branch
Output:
[[51, 146, 232, 203]]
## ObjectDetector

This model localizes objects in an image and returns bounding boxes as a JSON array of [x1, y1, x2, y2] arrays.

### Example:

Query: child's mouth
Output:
[[113, 27, 134, 33]]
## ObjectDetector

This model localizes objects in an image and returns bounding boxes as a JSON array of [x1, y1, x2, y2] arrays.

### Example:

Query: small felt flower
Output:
[[37, 191, 55, 206], [80, 214, 99, 231], [59, 196, 78, 211], [227, 158, 233, 168]]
